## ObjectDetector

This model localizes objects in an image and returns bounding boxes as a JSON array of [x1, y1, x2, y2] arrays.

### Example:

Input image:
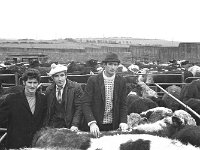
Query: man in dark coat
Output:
[[44, 63, 83, 131], [0, 68, 47, 149], [81, 52, 128, 137]]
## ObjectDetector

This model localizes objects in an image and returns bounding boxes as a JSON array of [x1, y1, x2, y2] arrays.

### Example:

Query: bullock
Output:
[[126, 92, 158, 115], [172, 125, 200, 147], [31, 131, 200, 150], [87, 134, 200, 150], [117, 64, 128, 73], [67, 59, 98, 75], [180, 79, 200, 102], [188, 65, 200, 77], [139, 107, 173, 123], [162, 85, 182, 111], [127, 113, 148, 128], [128, 64, 139, 73], [32, 109, 197, 149], [132, 109, 196, 137], [180, 98, 200, 125]]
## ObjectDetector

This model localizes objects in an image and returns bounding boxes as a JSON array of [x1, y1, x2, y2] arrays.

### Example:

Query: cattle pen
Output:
[[1, 72, 200, 148]]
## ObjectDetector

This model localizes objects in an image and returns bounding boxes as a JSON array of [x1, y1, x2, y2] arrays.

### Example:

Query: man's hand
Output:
[[119, 123, 128, 131], [90, 122, 100, 138], [70, 126, 78, 132]]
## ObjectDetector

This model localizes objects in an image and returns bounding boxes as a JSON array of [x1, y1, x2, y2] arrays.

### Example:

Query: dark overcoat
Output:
[[44, 79, 83, 128], [81, 72, 127, 130], [0, 90, 47, 149]]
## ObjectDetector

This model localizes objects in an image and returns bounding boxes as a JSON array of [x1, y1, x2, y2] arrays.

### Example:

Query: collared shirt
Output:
[[56, 80, 66, 100], [26, 96, 36, 114]]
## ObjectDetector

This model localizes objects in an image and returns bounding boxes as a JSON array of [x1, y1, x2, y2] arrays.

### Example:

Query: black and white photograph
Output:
[[0, 0, 200, 149]]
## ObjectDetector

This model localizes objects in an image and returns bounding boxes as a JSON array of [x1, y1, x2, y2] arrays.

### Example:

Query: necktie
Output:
[[57, 87, 63, 103]]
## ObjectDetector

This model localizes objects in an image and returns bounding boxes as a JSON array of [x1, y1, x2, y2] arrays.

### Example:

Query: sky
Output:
[[0, 0, 200, 42]]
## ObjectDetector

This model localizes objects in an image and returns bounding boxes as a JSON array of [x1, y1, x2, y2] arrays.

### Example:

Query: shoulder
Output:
[[2, 92, 21, 104]]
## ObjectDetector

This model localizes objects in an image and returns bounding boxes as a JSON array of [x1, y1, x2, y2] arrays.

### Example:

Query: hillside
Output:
[[0, 37, 180, 48]]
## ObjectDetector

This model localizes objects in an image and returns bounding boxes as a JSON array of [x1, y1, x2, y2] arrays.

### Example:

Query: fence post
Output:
[[15, 72, 18, 86]]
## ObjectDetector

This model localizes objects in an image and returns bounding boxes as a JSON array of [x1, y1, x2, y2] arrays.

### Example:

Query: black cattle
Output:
[[162, 85, 182, 111], [172, 125, 200, 147], [180, 98, 200, 125], [67, 59, 98, 75], [127, 94, 158, 115], [180, 80, 200, 102]]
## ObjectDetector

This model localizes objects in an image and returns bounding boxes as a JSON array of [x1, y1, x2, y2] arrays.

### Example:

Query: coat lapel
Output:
[[113, 74, 119, 105], [63, 82, 69, 108], [20, 92, 33, 114], [33, 93, 42, 117], [98, 73, 105, 102], [48, 83, 56, 106]]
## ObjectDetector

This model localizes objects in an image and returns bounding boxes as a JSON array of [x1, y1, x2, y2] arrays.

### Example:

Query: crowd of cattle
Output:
[[1, 59, 200, 149]]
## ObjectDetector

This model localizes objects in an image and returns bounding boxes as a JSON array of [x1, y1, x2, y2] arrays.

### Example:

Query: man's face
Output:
[[104, 62, 119, 77], [52, 71, 67, 87], [23, 78, 39, 94]]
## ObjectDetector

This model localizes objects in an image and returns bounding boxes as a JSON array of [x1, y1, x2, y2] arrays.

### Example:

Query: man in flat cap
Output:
[[44, 63, 83, 131], [81, 52, 128, 137]]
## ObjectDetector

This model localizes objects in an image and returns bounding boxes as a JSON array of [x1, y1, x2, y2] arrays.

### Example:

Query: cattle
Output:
[[31, 109, 197, 149], [180, 98, 200, 125], [133, 109, 196, 138], [127, 93, 158, 115], [128, 64, 139, 73], [67, 59, 98, 75], [117, 64, 128, 73], [31, 127, 200, 150], [188, 65, 200, 77], [127, 113, 148, 129], [162, 85, 182, 111], [140, 107, 173, 123], [172, 125, 200, 147], [87, 134, 200, 150], [180, 80, 200, 102]]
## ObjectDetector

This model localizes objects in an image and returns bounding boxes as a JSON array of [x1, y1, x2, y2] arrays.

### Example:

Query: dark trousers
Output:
[[99, 123, 113, 131]]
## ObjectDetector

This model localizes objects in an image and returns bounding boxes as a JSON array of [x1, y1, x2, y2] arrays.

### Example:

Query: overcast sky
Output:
[[0, 0, 199, 42]]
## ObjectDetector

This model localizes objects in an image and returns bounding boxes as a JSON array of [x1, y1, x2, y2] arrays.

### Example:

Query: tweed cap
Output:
[[102, 52, 120, 63], [47, 63, 67, 76]]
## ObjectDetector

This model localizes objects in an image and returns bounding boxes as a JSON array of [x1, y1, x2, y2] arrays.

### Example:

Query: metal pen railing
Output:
[[155, 83, 200, 120]]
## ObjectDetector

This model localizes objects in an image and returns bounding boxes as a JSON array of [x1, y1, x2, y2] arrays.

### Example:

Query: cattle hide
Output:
[[32, 128, 132, 149], [180, 80, 200, 102], [172, 125, 200, 147], [133, 109, 196, 138], [162, 85, 181, 111], [126, 94, 158, 115], [127, 113, 148, 129], [87, 134, 200, 150], [140, 107, 173, 123], [180, 98, 200, 125]]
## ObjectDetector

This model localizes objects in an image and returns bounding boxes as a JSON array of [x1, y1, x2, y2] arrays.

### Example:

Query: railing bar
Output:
[[0, 133, 7, 143], [155, 83, 200, 120], [0, 128, 7, 132]]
